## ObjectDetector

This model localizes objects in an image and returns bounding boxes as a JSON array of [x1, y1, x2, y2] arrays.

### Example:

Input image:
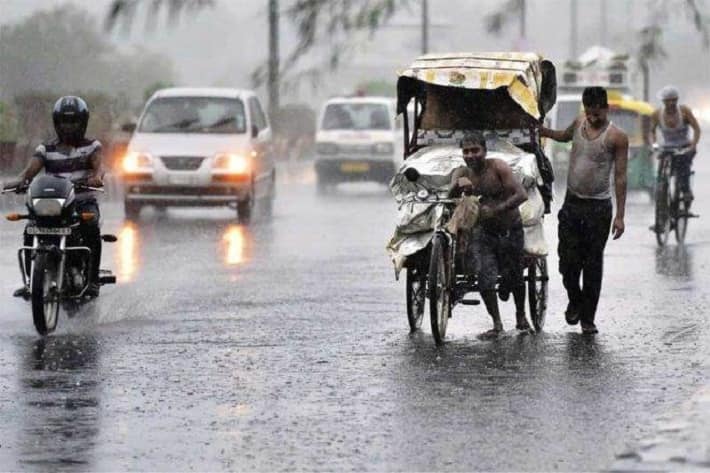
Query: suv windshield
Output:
[[138, 97, 247, 134], [321, 103, 391, 131]]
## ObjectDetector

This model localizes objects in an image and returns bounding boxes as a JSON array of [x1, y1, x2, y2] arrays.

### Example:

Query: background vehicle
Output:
[[608, 93, 655, 198], [2, 176, 116, 335], [653, 145, 697, 246], [314, 96, 400, 192], [388, 52, 556, 344], [543, 93, 581, 182], [121, 88, 275, 223]]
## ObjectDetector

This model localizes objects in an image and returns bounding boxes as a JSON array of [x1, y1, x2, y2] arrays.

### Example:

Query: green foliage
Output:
[[485, 0, 524, 35], [0, 101, 19, 142], [13, 92, 122, 144], [0, 5, 176, 104], [104, 0, 410, 91]]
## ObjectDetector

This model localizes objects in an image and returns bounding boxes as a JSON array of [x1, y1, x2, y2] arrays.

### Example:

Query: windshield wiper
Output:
[[204, 116, 236, 130], [151, 117, 200, 132]]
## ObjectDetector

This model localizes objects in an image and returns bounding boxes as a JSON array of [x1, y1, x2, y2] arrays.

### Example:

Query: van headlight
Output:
[[213, 153, 250, 174], [32, 198, 65, 216], [373, 142, 394, 154]]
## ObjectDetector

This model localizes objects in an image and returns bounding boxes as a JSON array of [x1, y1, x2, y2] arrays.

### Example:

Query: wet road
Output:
[[1, 154, 710, 471]]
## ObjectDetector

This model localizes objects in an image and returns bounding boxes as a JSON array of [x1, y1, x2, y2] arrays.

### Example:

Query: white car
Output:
[[121, 87, 275, 222], [314, 96, 402, 192]]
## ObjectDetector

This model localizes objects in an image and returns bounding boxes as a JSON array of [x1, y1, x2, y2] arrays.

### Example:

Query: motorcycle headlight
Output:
[[32, 198, 65, 216], [123, 152, 153, 173], [213, 153, 250, 174], [416, 189, 430, 199], [373, 142, 394, 154], [316, 142, 338, 155]]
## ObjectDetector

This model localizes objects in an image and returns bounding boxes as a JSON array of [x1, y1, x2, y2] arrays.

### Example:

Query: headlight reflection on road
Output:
[[117, 222, 139, 282], [222, 225, 251, 266]]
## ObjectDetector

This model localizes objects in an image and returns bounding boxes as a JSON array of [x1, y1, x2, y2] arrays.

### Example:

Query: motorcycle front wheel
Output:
[[31, 254, 60, 336]]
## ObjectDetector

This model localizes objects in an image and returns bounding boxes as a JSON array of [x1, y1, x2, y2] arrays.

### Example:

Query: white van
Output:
[[121, 87, 275, 222], [314, 96, 401, 192]]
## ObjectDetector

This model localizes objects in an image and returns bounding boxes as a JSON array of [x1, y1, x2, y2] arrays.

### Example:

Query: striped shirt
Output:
[[34, 138, 102, 200]]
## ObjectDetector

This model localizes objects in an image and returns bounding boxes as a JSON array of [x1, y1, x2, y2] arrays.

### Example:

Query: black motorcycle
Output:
[[2, 175, 117, 335]]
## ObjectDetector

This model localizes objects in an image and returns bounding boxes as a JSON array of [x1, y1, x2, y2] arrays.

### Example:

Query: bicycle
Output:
[[653, 145, 697, 246]]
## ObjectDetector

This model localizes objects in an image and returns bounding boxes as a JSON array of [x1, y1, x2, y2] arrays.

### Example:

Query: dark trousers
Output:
[[558, 195, 612, 325], [23, 199, 102, 282], [668, 150, 696, 195]]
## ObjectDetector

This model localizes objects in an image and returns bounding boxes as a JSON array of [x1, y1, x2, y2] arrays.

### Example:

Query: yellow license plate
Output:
[[340, 162, 370, 173]]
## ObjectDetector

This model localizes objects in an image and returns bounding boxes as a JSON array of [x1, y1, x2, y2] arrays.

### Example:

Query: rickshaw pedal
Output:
[[460, 299, 481, 306]]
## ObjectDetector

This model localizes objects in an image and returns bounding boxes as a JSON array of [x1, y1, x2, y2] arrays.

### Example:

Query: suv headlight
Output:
[[373, 142, 394, 154], [213, 153, 250, 174], [32, 198, 65, 216], [123, 152, 153, 173], [316, 142, 338, 155]]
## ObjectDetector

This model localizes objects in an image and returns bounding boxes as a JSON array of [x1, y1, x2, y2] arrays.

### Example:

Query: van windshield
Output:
[[321, 103, 391, 131], [138, 97, 247, 134]]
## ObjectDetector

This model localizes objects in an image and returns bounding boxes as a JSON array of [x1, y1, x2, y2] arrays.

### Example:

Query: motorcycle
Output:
[[2, 175, 117, 335]]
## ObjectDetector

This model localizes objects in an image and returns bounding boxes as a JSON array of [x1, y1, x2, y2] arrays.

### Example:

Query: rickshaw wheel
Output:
[[527, 257, 548, 333], [428, 234, 450, 345], [406, 265, 426, 331]]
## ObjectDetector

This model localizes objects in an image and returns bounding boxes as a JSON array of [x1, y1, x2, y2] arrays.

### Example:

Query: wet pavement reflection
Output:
[[15, 334, 100, 470], [0, 165, 709, 470]]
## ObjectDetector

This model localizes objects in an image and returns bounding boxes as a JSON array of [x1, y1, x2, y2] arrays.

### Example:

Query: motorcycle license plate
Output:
[[26, 226, 71, 236], [340, 162, 370, 173]]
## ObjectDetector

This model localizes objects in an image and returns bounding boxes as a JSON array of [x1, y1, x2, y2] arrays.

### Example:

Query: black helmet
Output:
[[52, 96, 89, 145]]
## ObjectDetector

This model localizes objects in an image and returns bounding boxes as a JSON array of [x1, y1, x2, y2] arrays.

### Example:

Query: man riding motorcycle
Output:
[[3, 96, 104, 298]]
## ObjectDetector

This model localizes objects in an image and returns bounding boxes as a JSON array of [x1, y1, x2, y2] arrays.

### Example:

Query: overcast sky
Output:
[[1, 0, 709, 107]]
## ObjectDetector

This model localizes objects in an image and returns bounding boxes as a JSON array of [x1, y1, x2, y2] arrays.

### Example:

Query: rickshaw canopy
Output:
[[396, 52, 557, 130]]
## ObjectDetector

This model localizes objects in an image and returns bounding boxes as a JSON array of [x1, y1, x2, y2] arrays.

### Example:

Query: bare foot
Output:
[[477, 328, 503, 340]]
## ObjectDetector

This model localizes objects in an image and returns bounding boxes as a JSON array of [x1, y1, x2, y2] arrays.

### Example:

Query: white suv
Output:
[[314, 96, 401, 192], [121, 87, 275, 222]]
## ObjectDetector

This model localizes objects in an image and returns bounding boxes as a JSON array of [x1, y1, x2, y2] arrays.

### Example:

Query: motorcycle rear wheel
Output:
[[31, 254, 60, 336]]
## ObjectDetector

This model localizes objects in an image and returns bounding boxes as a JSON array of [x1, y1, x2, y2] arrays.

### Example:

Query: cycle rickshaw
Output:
[[387, 52, 557, 345]]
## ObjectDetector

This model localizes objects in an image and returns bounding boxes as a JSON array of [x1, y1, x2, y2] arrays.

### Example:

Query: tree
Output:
[[0, 5, 175, 103], [637, 0, 709, 100], [105, 0, 408, 115], [484, 0, 526, 42]]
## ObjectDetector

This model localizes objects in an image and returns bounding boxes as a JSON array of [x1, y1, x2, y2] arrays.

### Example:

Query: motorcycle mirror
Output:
[[404, 168, 420, 182], [101, 234, 118, 243]]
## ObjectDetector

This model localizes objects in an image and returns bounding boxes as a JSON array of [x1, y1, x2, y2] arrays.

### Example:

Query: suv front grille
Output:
[[160, 156, 205, 171]]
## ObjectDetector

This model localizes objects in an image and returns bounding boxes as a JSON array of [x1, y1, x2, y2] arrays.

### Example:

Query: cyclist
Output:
[[649, 86, 701, 204]]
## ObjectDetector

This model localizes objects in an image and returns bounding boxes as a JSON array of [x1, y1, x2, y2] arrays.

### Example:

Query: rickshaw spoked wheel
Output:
[[428, 234, 451, 345], [406, 264, 426, 331], [527, 257, 548, 333]]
